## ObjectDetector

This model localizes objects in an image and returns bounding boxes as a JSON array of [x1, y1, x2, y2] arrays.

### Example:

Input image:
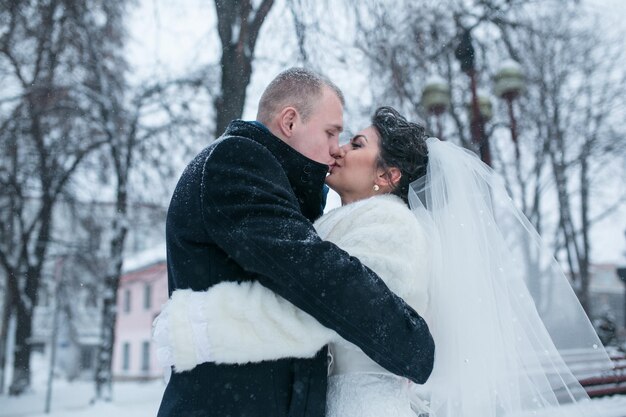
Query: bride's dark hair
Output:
[[372, 106, 429, 205]]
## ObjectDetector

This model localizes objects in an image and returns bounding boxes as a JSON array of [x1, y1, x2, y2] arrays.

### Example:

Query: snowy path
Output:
[[0, 380, 165, 417], [1, 379, 625, 416]]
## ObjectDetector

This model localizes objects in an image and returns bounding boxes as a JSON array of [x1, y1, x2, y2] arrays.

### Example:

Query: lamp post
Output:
[[495, 60, 525, 162], [467, 90, 493, 125], [421, 76, 450, 140], [617, 230, 626, 329], [455, 29, 492, 166], [617, 267, 626, 329]]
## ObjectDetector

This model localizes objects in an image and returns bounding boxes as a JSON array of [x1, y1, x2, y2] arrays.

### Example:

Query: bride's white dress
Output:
[[326, 341, 423, 417], [153, 194, 430, 416]]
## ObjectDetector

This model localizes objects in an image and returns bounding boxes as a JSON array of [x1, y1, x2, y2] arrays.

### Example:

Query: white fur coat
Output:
[[154, 194, 430, 372]]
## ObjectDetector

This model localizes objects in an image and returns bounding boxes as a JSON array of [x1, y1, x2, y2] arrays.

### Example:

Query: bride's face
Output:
[[326, 125, 384, 204]]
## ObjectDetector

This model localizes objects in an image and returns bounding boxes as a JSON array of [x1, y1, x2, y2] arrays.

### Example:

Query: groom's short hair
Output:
[[257, 68, 344, 124]]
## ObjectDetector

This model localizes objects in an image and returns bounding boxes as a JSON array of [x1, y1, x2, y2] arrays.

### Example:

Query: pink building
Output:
[[113, 254, 168, 381]]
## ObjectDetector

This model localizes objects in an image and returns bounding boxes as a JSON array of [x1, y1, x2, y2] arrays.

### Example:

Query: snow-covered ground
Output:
[[0, 379, 165, 417], [2, 378, 626, 416], [0, 351, 165, 417], [2, 352, 625, 416]]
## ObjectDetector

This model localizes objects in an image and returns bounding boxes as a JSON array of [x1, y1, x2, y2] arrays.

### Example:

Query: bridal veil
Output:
[[408, 138, 612, 417]]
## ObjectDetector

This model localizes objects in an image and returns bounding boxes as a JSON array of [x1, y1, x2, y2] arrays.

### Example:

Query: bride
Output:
[[153, 106, 610, 416]]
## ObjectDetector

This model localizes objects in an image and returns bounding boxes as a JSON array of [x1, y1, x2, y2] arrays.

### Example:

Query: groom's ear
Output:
[[277, 107, 299, 138], [377, 167, 402, 189]]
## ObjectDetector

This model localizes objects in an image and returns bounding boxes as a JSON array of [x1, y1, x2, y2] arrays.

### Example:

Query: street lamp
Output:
[[467, 90, 493, 124], [455, 29, 492, 166], [421, 75, 450, 140], [495, 60, 525, 161]]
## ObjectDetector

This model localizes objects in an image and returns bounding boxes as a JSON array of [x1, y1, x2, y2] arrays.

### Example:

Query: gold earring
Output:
[[373, 184, 380, 192]]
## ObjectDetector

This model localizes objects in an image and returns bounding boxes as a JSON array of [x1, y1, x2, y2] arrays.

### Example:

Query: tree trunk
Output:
[[93, 176, 128, 402], [9, 204, 51, 395], [0, 283, 13, 394], [214, 45, 252, 136], [9, 251, 48, 395], [213, 0, 275, 136], [578, 151, 591, 315], [8, 296, 33, 395], [550, 134, 591, 313], [5, 88, 53, 394]]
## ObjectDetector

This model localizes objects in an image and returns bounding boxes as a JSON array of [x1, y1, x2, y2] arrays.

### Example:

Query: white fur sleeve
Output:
[[153, 282, 337, 372], [152, 195, 429, 371]]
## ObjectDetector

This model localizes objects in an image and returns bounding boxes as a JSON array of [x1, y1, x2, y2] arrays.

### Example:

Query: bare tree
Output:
[[347, 0, 625, 314], [90, 80, 199, 401], [72, 1, 135, 401], [493, 5, 626, 313], [0, 0, 228, 397], [0, 0, 130, 395], [213, 0, 275, 135], [73, 4, 201, 399]]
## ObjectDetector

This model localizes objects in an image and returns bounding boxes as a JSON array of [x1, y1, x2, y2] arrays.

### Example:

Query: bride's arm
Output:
[[153, 281, 338, 372], [322, 196, 430, 311]]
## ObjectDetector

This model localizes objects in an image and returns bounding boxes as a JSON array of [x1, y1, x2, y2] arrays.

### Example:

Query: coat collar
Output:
[[224, 120, 329, 221]]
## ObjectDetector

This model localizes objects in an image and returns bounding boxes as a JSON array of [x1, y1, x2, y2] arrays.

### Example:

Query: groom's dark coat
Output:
[[157, 121, 435, 417]]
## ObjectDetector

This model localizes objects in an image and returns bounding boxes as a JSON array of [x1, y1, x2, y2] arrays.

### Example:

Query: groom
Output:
[[157, 68, 434, 417]]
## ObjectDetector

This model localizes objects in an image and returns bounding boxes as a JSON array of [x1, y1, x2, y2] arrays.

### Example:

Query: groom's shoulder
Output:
[[177, 135, 275, 188], [200, 134, 278, 168]]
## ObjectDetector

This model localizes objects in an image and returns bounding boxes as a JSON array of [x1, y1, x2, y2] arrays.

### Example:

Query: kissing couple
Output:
[[154, 68, 609, 417]]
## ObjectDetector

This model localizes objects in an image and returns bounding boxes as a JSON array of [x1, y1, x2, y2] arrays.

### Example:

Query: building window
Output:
[[141, 341, 150, 372], [122, 342, 130, 371], [144, 283, 152, 310], [123, 289, 131, 313]]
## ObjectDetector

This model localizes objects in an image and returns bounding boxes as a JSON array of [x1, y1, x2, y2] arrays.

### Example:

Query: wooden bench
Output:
[[559, 347, 626, 396], [579, 354, 626, 398]]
